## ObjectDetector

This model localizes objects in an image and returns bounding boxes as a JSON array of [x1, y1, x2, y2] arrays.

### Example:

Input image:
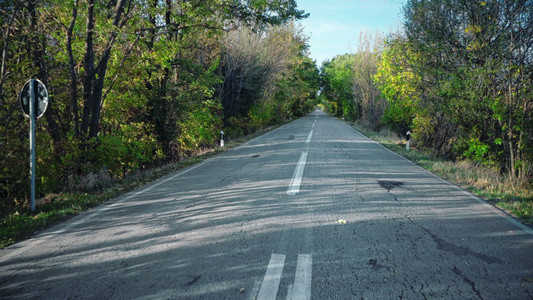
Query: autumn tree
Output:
[[403, 0, 533, 176], [219, 23, 317, 132], [374, 34, 420, 136], [353, 30, 385, 128], [320, 30, 386, 128]]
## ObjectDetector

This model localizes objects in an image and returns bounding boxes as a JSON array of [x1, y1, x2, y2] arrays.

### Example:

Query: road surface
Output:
[[1, 111, 532, 299]]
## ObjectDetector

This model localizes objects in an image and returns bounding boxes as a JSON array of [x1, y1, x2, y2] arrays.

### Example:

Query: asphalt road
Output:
[[1, 111, 532, 299]]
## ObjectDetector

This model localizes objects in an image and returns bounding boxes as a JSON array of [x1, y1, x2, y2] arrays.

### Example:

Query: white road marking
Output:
[[287, 152, 308, 195], [290, 254, 312, 300], [255, 254, 313, 300], [248, 280, 262, 300], [287, 284, 294, 300], [257, 253, 286, 300], [306, 130, 313, 144]]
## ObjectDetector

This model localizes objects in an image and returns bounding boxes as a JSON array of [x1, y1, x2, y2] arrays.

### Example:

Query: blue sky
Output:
[[296, 0, 407, 66]]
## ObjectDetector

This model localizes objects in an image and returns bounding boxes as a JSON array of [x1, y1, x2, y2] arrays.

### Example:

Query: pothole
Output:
[[378, 180, 403, 191]]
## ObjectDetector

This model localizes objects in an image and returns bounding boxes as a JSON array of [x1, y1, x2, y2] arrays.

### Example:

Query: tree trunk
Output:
[[67, 0, 80, 138], [80, 0, 95, 138], [0, 3, 21, 99], [28, 0, 61, 142], [81, 0, 128, 139]]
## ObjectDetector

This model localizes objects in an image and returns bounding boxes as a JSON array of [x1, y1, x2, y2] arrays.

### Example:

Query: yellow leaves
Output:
[[466, 41, 487, 51], [336, 219, 347, 224], [465, 25, 482, 35], [464, 24, 486, 51]]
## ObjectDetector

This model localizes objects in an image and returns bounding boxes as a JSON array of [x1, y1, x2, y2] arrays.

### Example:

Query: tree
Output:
[[353, 30, 385, 128], [320, 30, 386, 127], [374, 34, 420, 135], [403, 0, 533, 176], [320, 54, 357, 119], [0, 0, 310, 213], [218, 23, 313, 131]]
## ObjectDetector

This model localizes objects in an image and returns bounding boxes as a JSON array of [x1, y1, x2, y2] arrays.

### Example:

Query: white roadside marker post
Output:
[[406, 131, 411, 151], [220, 131, 224, 147]]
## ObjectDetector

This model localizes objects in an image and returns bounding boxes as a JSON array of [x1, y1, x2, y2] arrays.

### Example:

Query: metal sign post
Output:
[[29, 79, 36, 212], [19, 79, 48, 212]]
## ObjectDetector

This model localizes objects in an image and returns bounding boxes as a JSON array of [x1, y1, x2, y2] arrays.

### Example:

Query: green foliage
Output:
[[0, 0, 313, 226], [320, 31, 386, 128], [464, 138, 490, 164], [219, 23, 318, 132], [96, 129, 159, 176], [179, 99, 223, 152], [320, 54, 357, 119], [375, 36, 419, 135], [383, 0, 533, 178], [274, 55, 320, 119]]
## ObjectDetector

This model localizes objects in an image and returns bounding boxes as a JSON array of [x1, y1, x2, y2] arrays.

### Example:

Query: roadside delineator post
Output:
[[220, 131, 224, 147], [406, 131, 411, 151]]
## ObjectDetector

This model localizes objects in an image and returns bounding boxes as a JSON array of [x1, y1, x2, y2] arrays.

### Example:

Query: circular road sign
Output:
[[20, 79, 49, 119]]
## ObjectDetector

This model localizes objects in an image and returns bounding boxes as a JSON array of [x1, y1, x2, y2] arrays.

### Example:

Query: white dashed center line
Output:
[[257, 254, 286, 300], [287, 152, 308, 195]]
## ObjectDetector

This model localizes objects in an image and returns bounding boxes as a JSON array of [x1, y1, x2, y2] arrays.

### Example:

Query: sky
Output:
[[296, 0, 407, 66]]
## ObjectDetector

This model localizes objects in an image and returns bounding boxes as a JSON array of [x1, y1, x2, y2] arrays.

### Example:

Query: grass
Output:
[[0, 125, 282, 249], [351, 121, 533, 225]]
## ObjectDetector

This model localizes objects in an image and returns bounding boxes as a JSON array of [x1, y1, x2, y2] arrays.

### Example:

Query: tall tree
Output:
[[320, 54, 357, 119], [374, 34, 420, 135], [403, 0, 533, 176], [0, 0, 310, 213], [353, 30, 385, 128], [80, 0, 131, 139]]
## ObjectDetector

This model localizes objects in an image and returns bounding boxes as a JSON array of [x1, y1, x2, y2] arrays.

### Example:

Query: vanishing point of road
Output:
[[1, 111, 532, 299]]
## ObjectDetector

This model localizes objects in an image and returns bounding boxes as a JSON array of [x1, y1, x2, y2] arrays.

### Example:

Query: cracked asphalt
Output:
[[0, 110, 532, 299]]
